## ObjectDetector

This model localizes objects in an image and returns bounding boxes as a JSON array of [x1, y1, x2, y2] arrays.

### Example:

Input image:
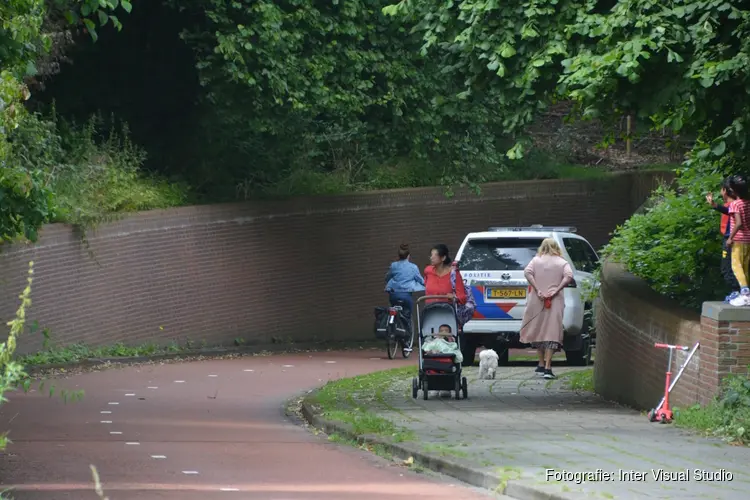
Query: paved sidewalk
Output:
[[348, 364, 750, 499]]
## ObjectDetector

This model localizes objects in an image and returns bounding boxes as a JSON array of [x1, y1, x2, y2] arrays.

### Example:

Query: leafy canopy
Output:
[[0, 0, 132, 242], [168, 0, 514, 195]]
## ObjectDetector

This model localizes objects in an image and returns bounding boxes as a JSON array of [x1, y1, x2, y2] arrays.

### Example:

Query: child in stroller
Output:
[[412, 297, 468, 400], [423, 324, 463, 364]]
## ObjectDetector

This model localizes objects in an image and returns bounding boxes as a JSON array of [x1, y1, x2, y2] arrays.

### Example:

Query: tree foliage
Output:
[[0, 0, 132, 242], [383, 0, 586, 158], [384, 0, 750, 150], [166, 0, 514, 196], [562, 0, 750, 306]]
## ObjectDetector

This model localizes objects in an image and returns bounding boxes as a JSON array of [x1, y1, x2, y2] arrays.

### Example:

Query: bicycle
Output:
[[384, 300, 414, 360]]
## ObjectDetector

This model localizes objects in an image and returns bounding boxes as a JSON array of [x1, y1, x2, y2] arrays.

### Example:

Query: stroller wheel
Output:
[[454, 378, 461, 400], [461, 377, 468, 399], [412, 377, 418, 399], [422, 380, 429, 400]]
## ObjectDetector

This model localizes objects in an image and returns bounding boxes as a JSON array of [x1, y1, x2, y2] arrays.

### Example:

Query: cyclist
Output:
[[384, 244, 425, 332]]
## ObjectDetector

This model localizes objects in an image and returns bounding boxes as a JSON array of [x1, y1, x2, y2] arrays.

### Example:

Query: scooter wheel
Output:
[[647, 409, 656, 422], [660, 413, 668, 424]]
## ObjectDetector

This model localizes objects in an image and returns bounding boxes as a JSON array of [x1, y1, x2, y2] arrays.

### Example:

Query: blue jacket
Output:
[[385, 260, 425, 293]]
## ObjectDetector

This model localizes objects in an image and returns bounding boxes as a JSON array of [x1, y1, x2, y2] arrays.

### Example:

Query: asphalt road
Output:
[[0, 350, 498, 499]]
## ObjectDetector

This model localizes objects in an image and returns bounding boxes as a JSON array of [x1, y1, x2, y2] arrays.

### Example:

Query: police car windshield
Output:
[[459, 238, 543, 271]]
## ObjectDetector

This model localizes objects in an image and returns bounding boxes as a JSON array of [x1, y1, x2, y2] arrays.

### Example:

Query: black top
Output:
[[713, 203, 731, 238], [712, 203, 729, 215]]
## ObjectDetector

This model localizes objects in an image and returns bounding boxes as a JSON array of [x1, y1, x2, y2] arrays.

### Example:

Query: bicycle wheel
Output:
[[401, 324, 414, 359], [386, 325, 399, 359]]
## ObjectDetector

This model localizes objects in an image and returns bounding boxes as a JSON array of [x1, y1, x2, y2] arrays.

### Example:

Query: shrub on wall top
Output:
[[602, 163, 727, 311]]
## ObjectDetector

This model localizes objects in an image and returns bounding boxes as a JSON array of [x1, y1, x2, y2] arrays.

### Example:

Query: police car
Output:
[[454, 225, 599, 366]]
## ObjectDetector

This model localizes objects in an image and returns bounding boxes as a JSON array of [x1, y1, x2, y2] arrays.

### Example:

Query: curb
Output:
[[22, 340, 384, 376], [300, 400, 577, 500]]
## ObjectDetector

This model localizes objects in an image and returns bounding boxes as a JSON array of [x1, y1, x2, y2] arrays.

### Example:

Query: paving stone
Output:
[[363, 365, 750, 499]]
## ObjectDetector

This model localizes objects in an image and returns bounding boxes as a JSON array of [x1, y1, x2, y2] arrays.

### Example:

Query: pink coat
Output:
[[519, 255, 573, 345]]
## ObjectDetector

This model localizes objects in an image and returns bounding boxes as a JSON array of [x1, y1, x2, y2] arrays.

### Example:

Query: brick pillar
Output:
[[700, 302, 750, 405]]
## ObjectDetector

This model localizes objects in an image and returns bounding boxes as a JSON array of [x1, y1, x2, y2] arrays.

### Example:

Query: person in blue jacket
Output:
[[384, 244, 425, 327]]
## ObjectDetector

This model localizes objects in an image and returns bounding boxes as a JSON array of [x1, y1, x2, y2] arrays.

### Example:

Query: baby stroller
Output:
[[412, 295, 468, 400]]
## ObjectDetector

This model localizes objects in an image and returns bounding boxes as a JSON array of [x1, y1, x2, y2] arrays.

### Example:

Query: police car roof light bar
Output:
[[488, 225, 578, 233]]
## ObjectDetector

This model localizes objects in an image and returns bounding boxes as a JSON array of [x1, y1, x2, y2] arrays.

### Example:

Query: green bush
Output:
[[257, 150, 622, 199], [602, 166, 726, 310], [7, 111, 190, 228], [676, 372, 750, 445]]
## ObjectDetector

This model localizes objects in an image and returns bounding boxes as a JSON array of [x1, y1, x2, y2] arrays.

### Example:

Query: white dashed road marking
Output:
[[151, 455, 167, 459], [325, 361, 336, 364], [282, 365, 294, 368], [100, 411, 111, 414], [174, 380, 185, 383], [125, 442, 140, 445], [243, 369, 254, 372], [100, 421, 112, 424], [125, 393, 135, 396], [208, 374, 218, 377], [148, 386, 158, 389], [182, 471, 199, 475], [109, 431, 122, 435], [108, 402, 119, 405], [220, 488, 240, 491]]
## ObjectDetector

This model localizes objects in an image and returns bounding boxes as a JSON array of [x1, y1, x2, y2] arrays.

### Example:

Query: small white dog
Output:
[[478, 349, 499, 380]]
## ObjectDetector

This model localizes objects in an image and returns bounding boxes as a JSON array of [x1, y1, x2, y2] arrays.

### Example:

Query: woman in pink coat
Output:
[[520, 238, 573, 380]]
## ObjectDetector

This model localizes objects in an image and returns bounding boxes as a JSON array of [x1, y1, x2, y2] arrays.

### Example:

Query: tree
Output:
[[383, 0, 750, 152], [382, 0, 587, 158], [0, 0, 131, 242], [167, 0, 513, 194]]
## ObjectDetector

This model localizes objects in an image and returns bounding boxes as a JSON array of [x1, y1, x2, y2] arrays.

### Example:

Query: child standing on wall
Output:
[[706, 176, 741, 302], [726, 175, 750, 307]]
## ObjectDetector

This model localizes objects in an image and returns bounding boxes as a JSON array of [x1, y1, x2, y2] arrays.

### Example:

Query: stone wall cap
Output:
[[702, 301, 750, 321]]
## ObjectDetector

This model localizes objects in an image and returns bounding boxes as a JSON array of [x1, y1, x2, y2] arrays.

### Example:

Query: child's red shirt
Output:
[[728, 199, 750, 242]]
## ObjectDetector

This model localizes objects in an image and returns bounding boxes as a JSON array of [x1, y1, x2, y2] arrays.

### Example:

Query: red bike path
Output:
[[0, 350, 496, 499]]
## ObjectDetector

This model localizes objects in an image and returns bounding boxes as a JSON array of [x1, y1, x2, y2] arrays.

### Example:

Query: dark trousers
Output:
[[388, 292, 413, 327], [722, 238, 740, 290]]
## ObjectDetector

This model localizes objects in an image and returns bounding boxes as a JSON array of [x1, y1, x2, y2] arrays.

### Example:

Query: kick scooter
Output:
[[647, 342, 699, 423]]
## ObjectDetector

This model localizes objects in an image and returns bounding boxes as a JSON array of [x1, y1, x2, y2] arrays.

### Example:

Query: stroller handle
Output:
[[416, 295, 455, 305]]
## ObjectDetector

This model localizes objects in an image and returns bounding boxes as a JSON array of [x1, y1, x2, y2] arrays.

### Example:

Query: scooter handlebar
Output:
[[654, 343, 690, 351]]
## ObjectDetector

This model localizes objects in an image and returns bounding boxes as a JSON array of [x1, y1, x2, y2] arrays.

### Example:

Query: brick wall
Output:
[[594, 263, 703, 410], [699, 303, 750, 403], [0, 171, 668, 355], [596, 264, 750, 410]]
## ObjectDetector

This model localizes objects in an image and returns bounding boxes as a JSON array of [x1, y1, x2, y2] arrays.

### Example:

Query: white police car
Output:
[[454, 225, 599, 366]]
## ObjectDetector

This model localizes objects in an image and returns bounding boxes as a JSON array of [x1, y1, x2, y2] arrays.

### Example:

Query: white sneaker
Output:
[[730, 294, 750, 307]]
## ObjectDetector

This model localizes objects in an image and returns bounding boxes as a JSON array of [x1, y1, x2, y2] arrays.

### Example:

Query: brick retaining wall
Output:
[[0, 171, 670, 355], [596, 263, 750, 409], [594, 263, 703, 409]]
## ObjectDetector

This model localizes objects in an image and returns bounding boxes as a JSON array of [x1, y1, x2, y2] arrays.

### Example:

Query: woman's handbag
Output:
[[450, 268, 476, 326]]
